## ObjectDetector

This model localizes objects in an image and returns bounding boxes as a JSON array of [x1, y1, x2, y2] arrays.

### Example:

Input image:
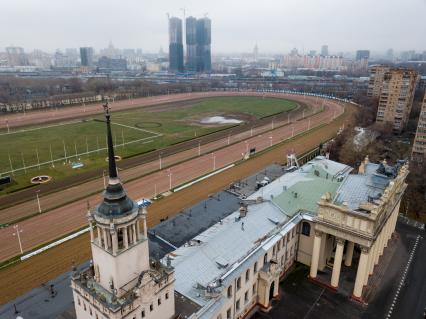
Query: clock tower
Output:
[[71, 103, 175, 319]]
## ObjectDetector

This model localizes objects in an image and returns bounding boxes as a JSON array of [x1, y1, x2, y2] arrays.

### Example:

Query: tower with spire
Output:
[[71, 102, 175, 319]]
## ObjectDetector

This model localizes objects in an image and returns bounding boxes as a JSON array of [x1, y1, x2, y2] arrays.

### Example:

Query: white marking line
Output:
[[0, 119, 83, 136], [385, 234, 421, 318], [111, 121, 162, 137], [0, 121, 162, 175]]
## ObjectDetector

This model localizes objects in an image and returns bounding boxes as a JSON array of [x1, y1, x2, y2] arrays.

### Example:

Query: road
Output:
[[0, 93, 343, 262]]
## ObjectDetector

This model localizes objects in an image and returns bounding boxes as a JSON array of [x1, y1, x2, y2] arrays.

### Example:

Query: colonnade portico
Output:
[[308, 160, 408, 300]]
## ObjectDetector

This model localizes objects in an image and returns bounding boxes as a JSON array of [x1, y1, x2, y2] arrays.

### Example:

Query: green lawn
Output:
[[0, 96, 296, 194]]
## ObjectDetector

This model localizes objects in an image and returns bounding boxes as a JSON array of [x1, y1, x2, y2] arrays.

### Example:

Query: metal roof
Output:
[[168, 201, 288, 306]]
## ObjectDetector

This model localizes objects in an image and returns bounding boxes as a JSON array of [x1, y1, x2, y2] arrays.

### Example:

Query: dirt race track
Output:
[[0, 100, 358, 304], [0, 93, 343, 262]]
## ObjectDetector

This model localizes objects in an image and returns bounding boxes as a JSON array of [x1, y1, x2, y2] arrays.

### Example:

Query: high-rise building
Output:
[[71, 105, 175, 319], [169, 17, 184, 72], [185, 16, 197, 71], [195, 17, 211, 72], [6, 46, 28, 66], [355, 50, 370, 60], [321, 45, 329, 56], [368, 65, 418, 133], [412, 92, 426, 162], [80, 47, 94, 66]]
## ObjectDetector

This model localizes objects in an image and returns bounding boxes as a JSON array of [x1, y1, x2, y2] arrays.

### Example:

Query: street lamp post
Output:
[[36, 190, 41, 213], [198, 141, 201, 156], [168, 169, 172, 190], [269, 136, 273, 147], [13, 225, 23, 254], [212, 153, 216, 171], [159, 153, 162, 170]]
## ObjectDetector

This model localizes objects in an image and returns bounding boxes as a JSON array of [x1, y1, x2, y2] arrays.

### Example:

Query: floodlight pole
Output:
[[50, 145, 55, 168], [13, 225, 23, 254], [269, 136, 273, 147], [198, 141, 201, 156], [159, 153, 162, 170], [168, 169, 172, 190], [102, 170, 106, 189], [36, 190, 41, 213], [212, 153, 216, 171], [36, 148, 40, 170]]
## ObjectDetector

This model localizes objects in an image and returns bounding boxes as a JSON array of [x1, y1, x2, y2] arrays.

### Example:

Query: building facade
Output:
[[412, 92, 426, 162], [168, 17, 184, 72], [80, 47, 94, 67], [185, 16, 198, 71], [72, 120, 408, 318], [166, 156, 408, 318], [71, 104, 175, 319], [195, 17, 211, 72], [368, 65, 418, 133]]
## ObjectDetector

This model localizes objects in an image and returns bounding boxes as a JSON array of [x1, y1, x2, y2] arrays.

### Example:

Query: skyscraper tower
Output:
[[71, 103, 175, 319], [168, 17, 184, 72], [195, 17, 211, 72], [185, 16, 197, 71], [80, 47, 94, 66], [321, 45, 329, 56]]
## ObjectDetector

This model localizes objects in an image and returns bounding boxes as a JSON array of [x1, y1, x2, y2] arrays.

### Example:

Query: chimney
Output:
[[239, 204, 248, 218], [358, 161, 365, 175]]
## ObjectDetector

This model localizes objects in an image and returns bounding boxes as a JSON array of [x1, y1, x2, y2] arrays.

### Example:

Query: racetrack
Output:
[[0, 101, 357, 305], [0, 92, 343, 263]]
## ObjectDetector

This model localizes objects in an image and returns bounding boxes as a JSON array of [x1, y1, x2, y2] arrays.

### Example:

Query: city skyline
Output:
[[1, 0, 426, 54]]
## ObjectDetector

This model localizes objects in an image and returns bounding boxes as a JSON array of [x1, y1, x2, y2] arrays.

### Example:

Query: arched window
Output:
[[301, 222, 311, 236]]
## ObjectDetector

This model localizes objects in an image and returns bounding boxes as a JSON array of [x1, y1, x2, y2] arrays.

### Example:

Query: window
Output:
[[273, 245, 276, 255], [227, 308, 232, 319], [252, 283, 256, 294], [83, 303, 86, 311], [227, 285, 232, 298], [141, 310, 145, 318], [77, 297, 81, 306], [150, 304, 153, 312], [165, 292, 169, 300], [301, 222, 311, 236], [237, 277, 241, 290], [253, 262, 258, 273], [244, 291, 249, 303], [236, 299, 240, 311], [158, 298, 161, 306], [264, 253, 268, 264], [245, 269, 250, 282], [89, 308, 92, 315]]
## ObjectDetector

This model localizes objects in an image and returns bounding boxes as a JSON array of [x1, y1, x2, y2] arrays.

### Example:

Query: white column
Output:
[[364, 251, 371, 285], [310, 231, 322, 278], [331, 238, 345, 288], [112, 232, 118, 255], [384, 218, 390, 248], [89, 222, 94, 242], [345, 241, 354, 267], [374, 236, 380, 265], [136, 220, 141, 240], [97, 227, 101, 246], [132, 223, 137, 243], [353, 247, 369, 299], [123, 227, 129, 249], [143, 216, 148, 238], [378, 227, 384, 256], [102, 228, 108, 250]]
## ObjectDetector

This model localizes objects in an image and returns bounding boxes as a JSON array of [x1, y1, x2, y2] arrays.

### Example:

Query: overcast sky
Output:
[[1, 0, 425, 54]]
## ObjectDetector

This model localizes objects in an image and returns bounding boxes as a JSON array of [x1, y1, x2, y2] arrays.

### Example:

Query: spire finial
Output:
[[103, 101, 118, 179]]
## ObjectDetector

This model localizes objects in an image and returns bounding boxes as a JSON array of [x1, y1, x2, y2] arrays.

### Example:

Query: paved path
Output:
[[0, 93, 344, 262]]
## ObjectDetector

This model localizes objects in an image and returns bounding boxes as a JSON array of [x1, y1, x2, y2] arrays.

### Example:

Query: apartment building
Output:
[[368, 65, 418, 133], [412, 92, 426, 162]]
